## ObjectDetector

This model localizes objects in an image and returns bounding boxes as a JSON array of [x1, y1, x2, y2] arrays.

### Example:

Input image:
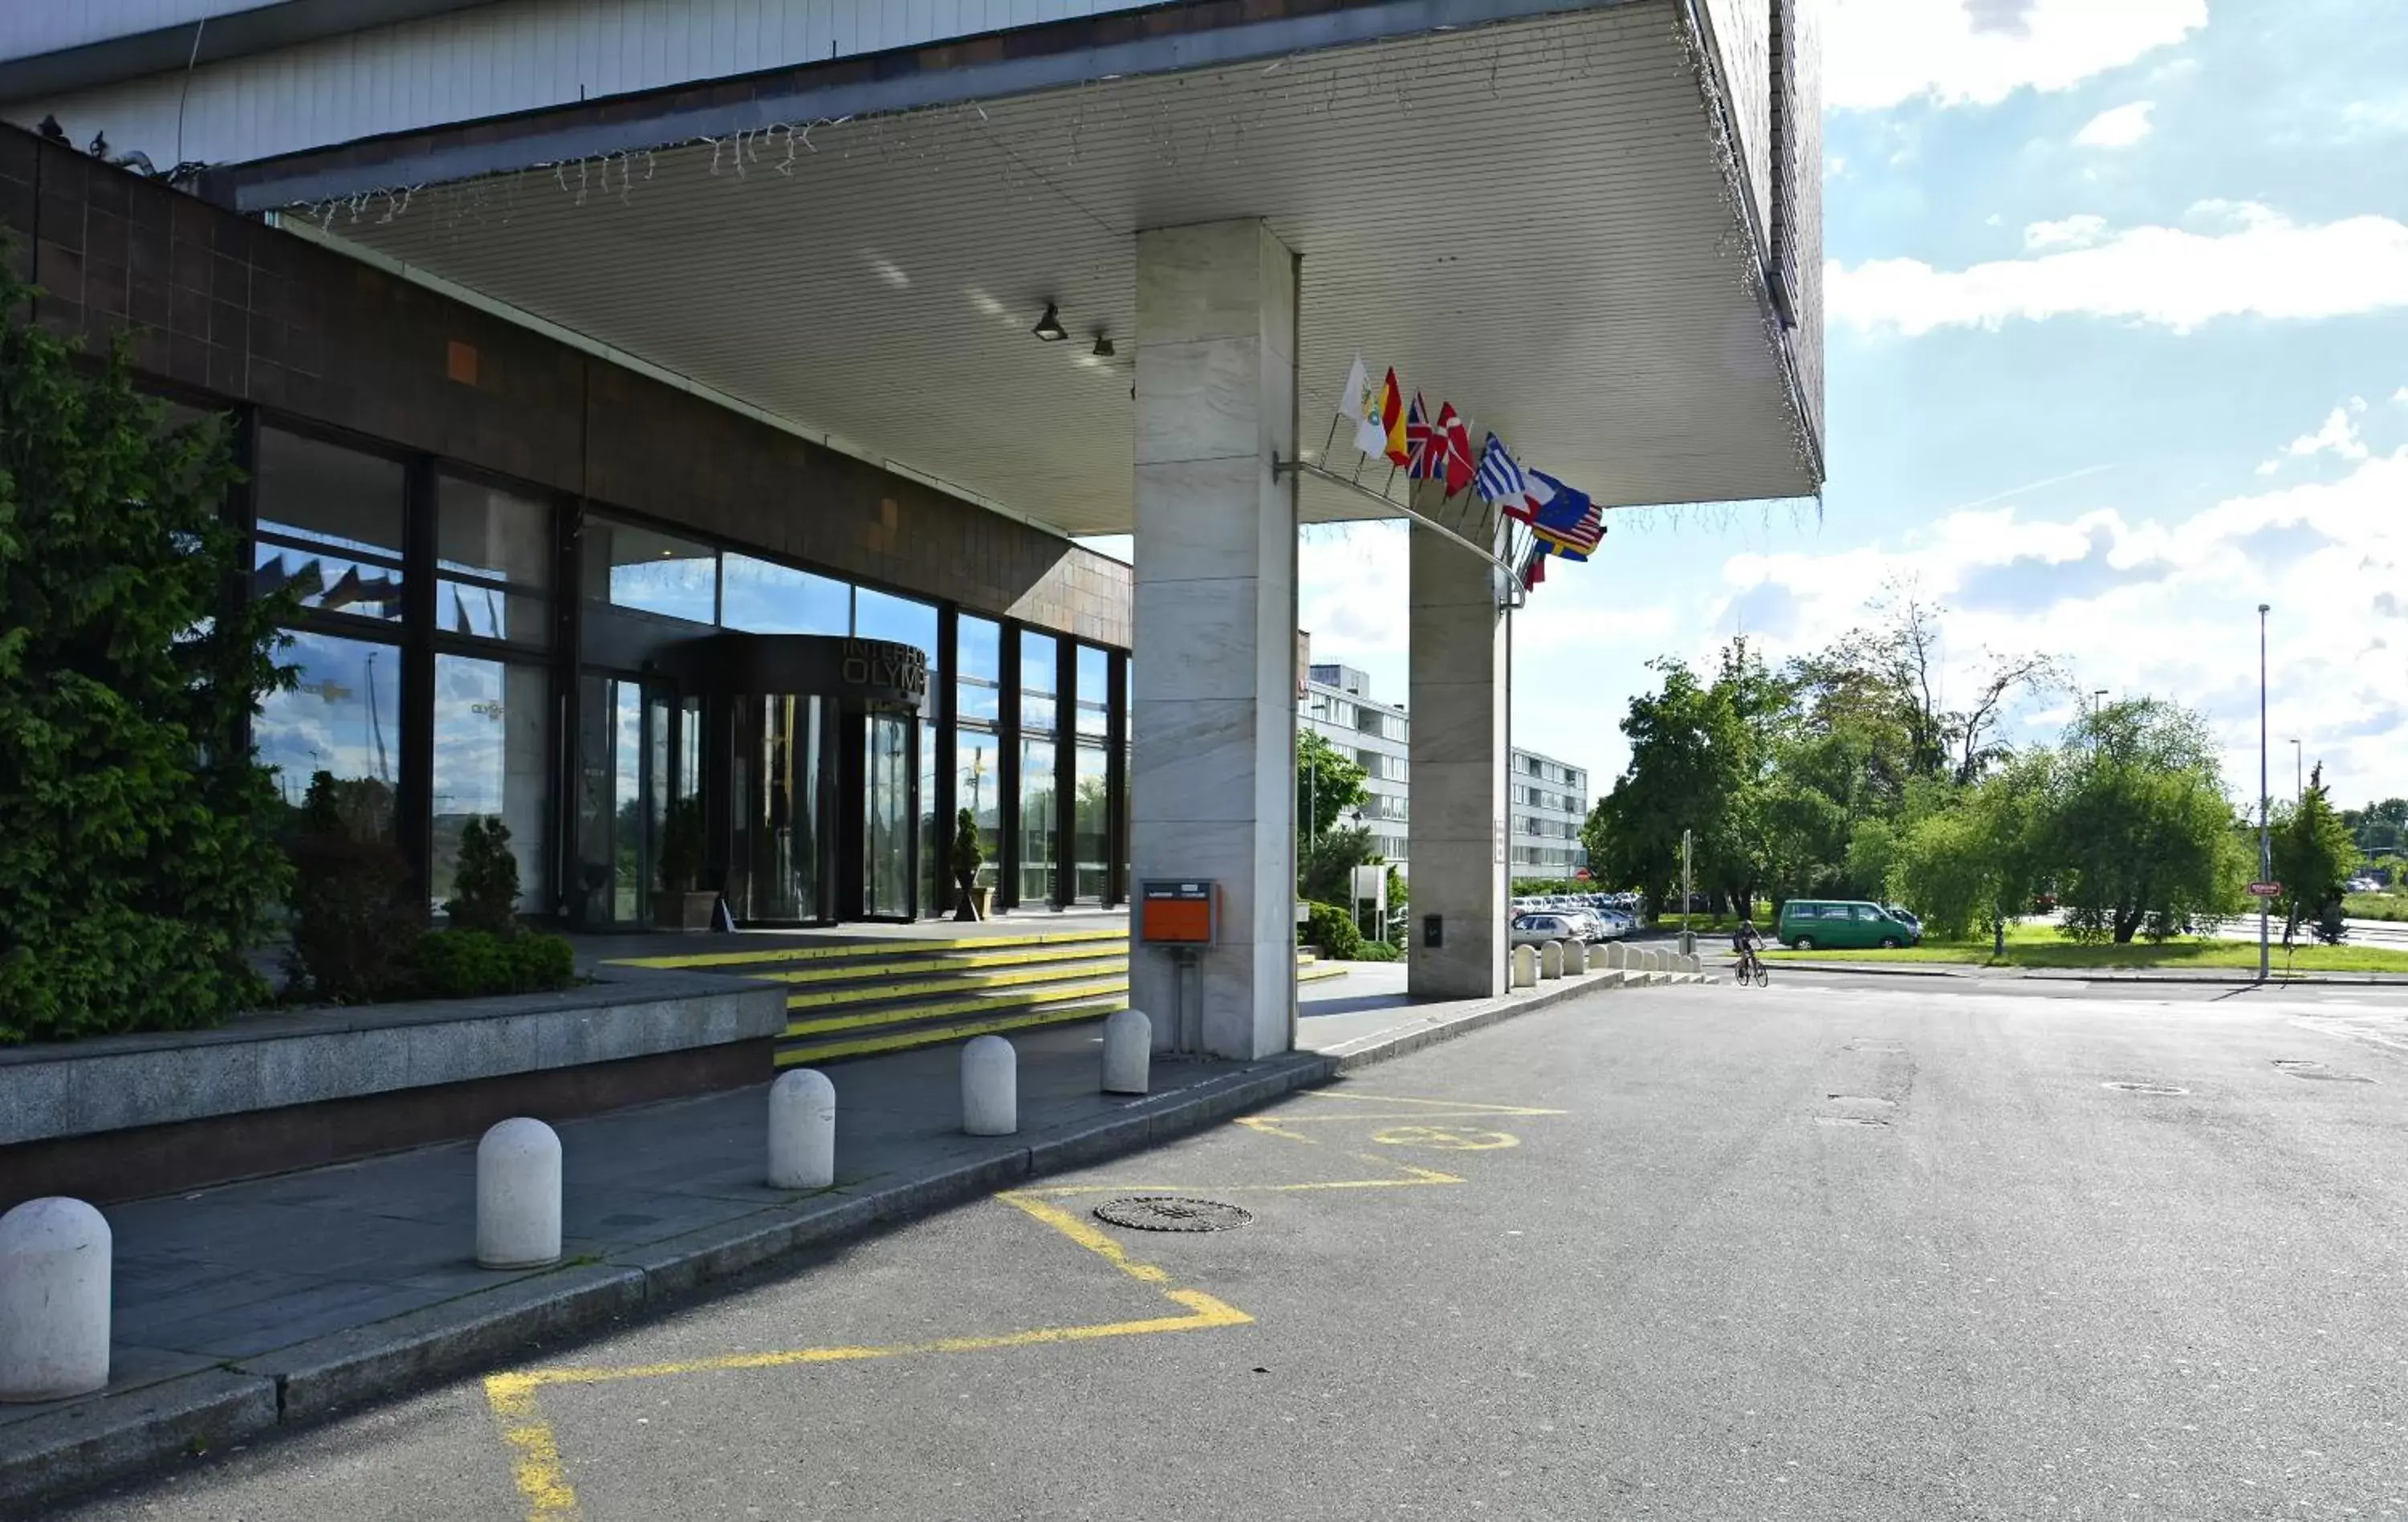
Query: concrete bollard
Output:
[[962, 1035, 1018, 1136], [1511, 944, 1537, 988], [1564, 939, 1588, 975], [0, 1197, 111, 1402], [1603, 942, 1627, 971], [1642, 949, 1662, 975], [477, 1117, 562, 1270], [1102, 1009, 1151, 1096], [767, 1069, 837, 1190], [1540, 941, 1564, 980]]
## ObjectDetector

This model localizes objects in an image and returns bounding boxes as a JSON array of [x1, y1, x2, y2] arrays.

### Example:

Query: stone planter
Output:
[[657, 889, 720, 933]]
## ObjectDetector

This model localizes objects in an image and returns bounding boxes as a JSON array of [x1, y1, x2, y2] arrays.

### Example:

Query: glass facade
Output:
[[214, 414, 1126, 930]]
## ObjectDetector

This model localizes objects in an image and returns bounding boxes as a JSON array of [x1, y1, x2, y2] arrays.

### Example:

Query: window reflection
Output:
[[722, 554, 848, 635], [254, 543, 405, 622], [958, 616, 1000, 724], [1021, 632, 1057, 736], [256, 631, 403, 816], [583, 518, 718, 623], [431, 655, 551, 914], [255, 428, 405, 558]]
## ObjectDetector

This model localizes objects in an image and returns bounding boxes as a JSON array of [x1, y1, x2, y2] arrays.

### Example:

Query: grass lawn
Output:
[[2344, 892, 2408, 923], [1761, 921, 2408, 975]]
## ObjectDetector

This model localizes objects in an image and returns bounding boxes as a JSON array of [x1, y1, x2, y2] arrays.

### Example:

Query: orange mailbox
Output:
[[1138, 880, 1218, 946]]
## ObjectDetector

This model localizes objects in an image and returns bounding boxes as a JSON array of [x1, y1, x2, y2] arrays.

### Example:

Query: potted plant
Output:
[[953, 808, 990, 922], [656, 796, 718, 932]]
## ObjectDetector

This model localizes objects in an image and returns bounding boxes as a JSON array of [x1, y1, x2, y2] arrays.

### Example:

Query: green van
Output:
[[1775, 899, 1922, 951]]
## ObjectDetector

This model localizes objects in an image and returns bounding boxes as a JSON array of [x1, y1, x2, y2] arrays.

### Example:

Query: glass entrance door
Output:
[[730, 694, 825, 923], [862, 710, 913, 919], [575, 674, 673, 926]]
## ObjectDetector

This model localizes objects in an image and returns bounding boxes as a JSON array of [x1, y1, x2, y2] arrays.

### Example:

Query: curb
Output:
[[1758, 958, 2408, 986], [1755, 960, 1971, 979], [0, 983, 1658, 1513]]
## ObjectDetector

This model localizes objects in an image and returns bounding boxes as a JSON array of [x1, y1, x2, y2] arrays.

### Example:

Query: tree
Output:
[[1889, 752, 2052, 944], [1300, 826, 1380, 907], [1296, 728, 1369, 840], [1588, 648, 1766, 917], [2050, 699, 2249, 943], [2271, 763, 2359, 946], [0, 252, 296, 1041]]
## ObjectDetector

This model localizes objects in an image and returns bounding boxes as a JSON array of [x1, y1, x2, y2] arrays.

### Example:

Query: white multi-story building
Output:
[[1301, 663, 1587, 877]]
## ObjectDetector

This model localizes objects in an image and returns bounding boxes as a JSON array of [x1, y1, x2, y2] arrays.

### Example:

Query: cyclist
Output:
[[1731, 918, 1765, 983]]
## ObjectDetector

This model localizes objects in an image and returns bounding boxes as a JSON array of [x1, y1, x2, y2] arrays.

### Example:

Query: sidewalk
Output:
[[0, 960, 1674, 1513]]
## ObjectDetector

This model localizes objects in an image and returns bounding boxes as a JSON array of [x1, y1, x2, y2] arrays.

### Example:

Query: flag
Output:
[[1357, 367, 1407, 464], [1477, 434, 1538, 523], [1527, 470, 1605, 557], [1519, 543, 1547, 591], [1336, 356, 1369, 424], [1404, 393, 1438, 480], [1438, 405, 1476, 495]]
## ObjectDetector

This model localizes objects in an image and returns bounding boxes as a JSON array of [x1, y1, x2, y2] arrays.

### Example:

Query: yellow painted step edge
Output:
[[767, 942, 1130, 986], [785, 958, 1132, 1007], [610, 926, 1126, 970], [774, 999, 1125, 1064], [1298, 963, 1350, 983], [783, 976, 1130, 1036]]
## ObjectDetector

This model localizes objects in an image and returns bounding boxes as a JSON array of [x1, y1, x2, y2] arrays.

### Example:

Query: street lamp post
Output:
[[2258, 604, 2271, 983], [2291, 739, 2302, 805]]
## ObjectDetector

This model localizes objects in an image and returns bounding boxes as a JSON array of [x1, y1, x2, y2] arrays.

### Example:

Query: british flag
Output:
[[1405, 397, 1477, 494]]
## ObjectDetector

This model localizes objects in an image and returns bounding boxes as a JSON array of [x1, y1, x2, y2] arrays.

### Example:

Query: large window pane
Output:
[[863, 714, 911, 918], [437, 477, 551, 588], [957, 730, 1001, 893], [256, 631, 404, 818], [256, 428, 405, 558], [855, 588, 938, 668], [431, 655, 551, 915], [1019, 736, 1057, 905], [958, 615, 1000, 724], [437, 580, 547, 647], [722, 553, 848, 635], [1073, 743, 1108, 902], [583, 517, 717, 623], [254, 543, 404, 622], [1075, 645, 1108, 738], [1020, 632, 1058, 736], [918, 718, 940, 918]]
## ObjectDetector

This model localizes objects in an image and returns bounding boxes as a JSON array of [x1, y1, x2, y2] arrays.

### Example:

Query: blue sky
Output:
[[1265, 0, 2408, 812]]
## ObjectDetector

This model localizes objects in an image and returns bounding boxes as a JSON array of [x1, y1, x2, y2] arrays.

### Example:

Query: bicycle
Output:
[[1731, 944, 1769, 987]]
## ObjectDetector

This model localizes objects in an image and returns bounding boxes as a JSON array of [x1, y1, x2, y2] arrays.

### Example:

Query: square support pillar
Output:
[[1406, 523, 1508, 999], [1128, 220, 1300, 1060]]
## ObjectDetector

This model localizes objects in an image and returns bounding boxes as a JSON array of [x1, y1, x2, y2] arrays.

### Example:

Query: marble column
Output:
[[1406, 522, 1508, 999], [1128, 220, 1300, 1060]]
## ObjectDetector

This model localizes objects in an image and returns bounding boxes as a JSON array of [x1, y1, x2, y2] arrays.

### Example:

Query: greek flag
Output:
[[1475, 434, 1537, 523]]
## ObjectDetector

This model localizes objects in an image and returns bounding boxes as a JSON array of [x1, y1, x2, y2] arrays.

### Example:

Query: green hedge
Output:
[[1298, 901, 1363, 960], [1350, 940, 1401, 962], [413, 929, 577, 999]]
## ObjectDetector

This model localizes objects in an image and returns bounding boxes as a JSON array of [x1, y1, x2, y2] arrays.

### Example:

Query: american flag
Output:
[[1528, 470, 1604, 556]]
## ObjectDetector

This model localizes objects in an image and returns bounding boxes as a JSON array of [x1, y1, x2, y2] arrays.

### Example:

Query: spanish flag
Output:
[[1352, 366, 1408, 467]]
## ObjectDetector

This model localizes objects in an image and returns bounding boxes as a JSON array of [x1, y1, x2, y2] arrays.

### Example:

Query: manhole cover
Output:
[[2102, 1081, 2190, 1095], [1815, 1116, 1891, 1127], [1092, 1197, 1255, 1233], [2274, 1061, 2373, 1083]]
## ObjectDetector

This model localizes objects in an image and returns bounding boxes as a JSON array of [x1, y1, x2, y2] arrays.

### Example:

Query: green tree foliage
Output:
[[2272, 764, 2360, 946], [1296, 728, 1370, 840], [444, 817, 522, 933], [1588, 651, 1763, 917], [1298, 901, 1364, 960], [1299, 825, 1381, 907], [0, 257, 296, 1042], [2339, 798, 2405, 856], [2051, 700, 2248, 943], [285, 772, 424, 1000], [1890, 753, 2052, 942]]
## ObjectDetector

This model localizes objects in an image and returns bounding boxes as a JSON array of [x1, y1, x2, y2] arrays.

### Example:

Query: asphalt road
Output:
[[57, 977, 2408, 1521]]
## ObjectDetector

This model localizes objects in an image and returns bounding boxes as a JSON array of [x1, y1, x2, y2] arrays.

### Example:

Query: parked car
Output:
[[1510, 913, 1585, 948], [1881, 904, 1922, 937], [1776, 898, 1923, 951]]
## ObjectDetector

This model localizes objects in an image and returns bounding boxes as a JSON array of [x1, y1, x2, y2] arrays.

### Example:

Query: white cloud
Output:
[[2394, 387, 2408, 405], [2022, 214, 2110, 251], [2340, 96, 2408, 139], [1830, 207, 2408, 335], [1824, 0, 2206, 112], [2280, 405, 2369, 463], [1709, 450, 2408, 804], [2073, 100, 2155, 148]]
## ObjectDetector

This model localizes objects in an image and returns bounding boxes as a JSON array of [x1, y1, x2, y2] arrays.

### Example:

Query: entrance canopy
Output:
[[290, 0, 1818, 540]]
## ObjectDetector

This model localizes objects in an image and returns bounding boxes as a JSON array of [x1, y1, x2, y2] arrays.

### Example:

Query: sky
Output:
[[1084, 0, 2408, 813]]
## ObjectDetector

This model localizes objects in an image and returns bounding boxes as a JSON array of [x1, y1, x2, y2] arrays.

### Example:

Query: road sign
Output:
[[2248, 881, 2282, 897]]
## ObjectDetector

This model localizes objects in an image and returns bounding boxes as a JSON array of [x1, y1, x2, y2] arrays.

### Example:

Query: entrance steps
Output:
[[614, 928, 1340, 1065]]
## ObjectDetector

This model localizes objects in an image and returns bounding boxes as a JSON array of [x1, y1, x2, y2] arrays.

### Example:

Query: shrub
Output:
[[1299, 901, 1363, 960], [413, 927, 576, 999], [285, 772, 424, 1001], [1351, 939, 1401, 962], [953, 808, 984, 879], [444, 816, 520, 933], [0, 250, 295, 1043]]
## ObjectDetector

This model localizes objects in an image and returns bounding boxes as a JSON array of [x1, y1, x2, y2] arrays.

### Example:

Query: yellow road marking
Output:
[[1023, 1166, 1465, 1197], [1371, 1125, 1521, 1151], [485, 1373, 582, 1519], [995, 1190, 1171, 1284], [1295, 1092, 1565, 1115]]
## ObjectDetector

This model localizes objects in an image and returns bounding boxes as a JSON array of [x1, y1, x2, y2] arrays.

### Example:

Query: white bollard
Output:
[[1604, 942, 1626, 971], [1102, 1009, 1152, 1096], [962, 1035, 1018, 1136], [1564, 939, 1588, 975], [0, 1198, 110, 1403], [767, 1069, 837, 1190], [1511, 944, 1537, 988], [1540, 941, 1564, 980], [476, 1117, 562, 1270], [1642, 949, 1662, 975]]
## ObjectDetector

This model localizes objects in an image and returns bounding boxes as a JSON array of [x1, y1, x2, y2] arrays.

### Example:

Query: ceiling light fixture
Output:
[[1032, 303, 1068, 342], [1092, 334, 1116, 358]]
